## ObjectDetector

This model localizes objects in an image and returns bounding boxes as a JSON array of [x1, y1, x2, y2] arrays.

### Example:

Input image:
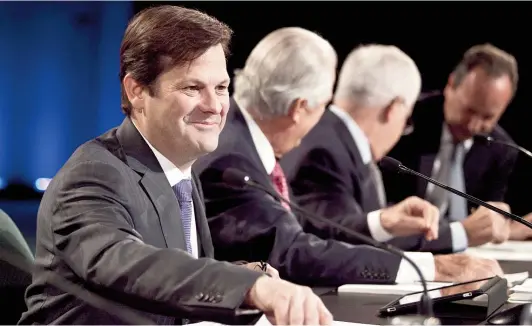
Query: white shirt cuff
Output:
[[395, 251, 436, 283], [367, 209, 394, 242], [450, 221, 468, 252]]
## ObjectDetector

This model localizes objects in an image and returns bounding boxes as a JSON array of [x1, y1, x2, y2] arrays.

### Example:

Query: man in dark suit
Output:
[[282, 44, 460, 254], [194, 29, 503, 288], [20, 6, 332, 326], [383, 44, 517, 248]]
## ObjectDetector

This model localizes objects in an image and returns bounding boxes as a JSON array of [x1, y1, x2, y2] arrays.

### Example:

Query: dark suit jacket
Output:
[[383, 95, 518, 216], [193, 99, 402, 287], [281, 109, 455, 254], [20, 118, 263, 325]]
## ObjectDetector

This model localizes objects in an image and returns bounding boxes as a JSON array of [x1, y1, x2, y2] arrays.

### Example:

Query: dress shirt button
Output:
[[203, 294, 211, 302], [214, 294, 223, 303], [195, 293, 204, 300]]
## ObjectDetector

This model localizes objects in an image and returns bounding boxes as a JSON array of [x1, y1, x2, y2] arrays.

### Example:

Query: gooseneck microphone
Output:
[[474, 134, 532, 159], [222, 168, 436, 319], [380, 156, 532, 230]]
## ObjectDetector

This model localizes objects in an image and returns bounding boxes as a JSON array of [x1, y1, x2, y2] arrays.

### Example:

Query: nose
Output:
[[467, 116, 483, 135], [200, 90, 223, 114]]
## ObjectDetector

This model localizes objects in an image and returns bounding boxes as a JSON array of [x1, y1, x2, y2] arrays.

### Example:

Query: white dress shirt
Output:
[[240, 102, 435, 283], [132, 121, 199, 259], [425, 124, 473, 252]]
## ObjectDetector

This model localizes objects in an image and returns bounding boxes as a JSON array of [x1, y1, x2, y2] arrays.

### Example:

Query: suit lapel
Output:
[[328, 110, 381, 210], [417, 154, 437, 198], [117, 118, 187, 250], [140, 172, 187, 249], [192, 179, 214, 258]]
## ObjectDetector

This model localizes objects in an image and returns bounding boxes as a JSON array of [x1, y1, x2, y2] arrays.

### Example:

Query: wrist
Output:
[[244, 275, 269, 308]]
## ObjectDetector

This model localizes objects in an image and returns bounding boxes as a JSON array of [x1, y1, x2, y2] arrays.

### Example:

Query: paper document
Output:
[[190, 315, 377, 326], [255, 315, 376, 326], [477, 241, 532, 252], [466, 247, 532, 261], [338, 272, 528, 296], [337, 281, 451, 295]]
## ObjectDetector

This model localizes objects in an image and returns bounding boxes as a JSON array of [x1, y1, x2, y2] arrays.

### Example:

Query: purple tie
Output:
[[172, 179, 193, 255]]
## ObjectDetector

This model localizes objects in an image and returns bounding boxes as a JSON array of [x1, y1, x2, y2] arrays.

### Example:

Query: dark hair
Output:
[[451, 43, 518, 95], [119, 5, 233, 115]]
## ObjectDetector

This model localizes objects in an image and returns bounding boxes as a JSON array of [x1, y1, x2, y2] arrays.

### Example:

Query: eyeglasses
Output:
[[402, 116, 414, 136]]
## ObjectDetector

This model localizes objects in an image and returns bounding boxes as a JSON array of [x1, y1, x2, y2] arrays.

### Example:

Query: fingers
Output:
[[266, 265, 280, 279], [400, 197, 440, 240], [287, 288, 305, 325], [274, 292, 291, 325], [302, 289, 320, 325], [318, 301, 334, 326]]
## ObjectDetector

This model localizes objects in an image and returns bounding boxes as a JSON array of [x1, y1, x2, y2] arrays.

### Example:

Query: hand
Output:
[[434, 253, 503, 283], [245, 276, 333, 325], [510, 212, 532, 241], [380, 196, 439, 240], [461, 202, 511, 246], [243, 262, 280, 278]]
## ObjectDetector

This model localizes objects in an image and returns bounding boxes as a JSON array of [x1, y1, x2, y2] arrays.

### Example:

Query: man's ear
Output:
[[381, 97, 403, 123], [123, 73, 146, 112], [287, 98, 308, 124], [447, 73, 456, 89]]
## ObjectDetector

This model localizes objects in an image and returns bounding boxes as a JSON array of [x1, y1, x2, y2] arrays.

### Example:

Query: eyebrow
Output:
[[176, 77, 230, 86]]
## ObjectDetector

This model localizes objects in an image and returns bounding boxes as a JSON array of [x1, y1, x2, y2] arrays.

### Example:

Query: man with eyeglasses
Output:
[[383, 43, 517, 249], [282, 44, 456, 253]]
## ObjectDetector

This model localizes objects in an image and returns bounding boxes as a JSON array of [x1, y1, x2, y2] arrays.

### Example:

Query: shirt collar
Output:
[[441, 124, 473, 152], [235, 98, 277, 175], [329, 104, 373, 165], [132, 120, 191, 187]]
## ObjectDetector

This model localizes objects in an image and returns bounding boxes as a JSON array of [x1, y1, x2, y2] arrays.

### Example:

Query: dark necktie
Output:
[[172, 179, 193, 255], [367, 161, 387, 208], [270, 161, 291, 211]]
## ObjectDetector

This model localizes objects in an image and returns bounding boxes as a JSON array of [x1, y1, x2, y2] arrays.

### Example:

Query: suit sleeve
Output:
[[482, 146, 518, 202], [285, 147, 372, 243], [199, 154, 402, 287], [50, 160, 263, 318]]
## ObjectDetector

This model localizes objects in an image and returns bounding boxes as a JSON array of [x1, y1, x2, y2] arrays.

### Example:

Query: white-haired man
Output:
[[195, 33, 502, 286]]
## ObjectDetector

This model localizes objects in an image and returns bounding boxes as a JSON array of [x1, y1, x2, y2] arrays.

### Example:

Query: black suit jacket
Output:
[[383, 95, 518, 216], [281, 109, 455, 254], [193, 99, 402, 287], [20, 118, 263, 325]]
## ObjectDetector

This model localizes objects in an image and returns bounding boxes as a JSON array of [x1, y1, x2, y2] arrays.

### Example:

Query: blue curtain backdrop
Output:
[[0, 1, 132, 186]]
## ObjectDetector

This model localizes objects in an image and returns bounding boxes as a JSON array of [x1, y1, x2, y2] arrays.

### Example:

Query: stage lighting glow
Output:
[[34, 178, 52, 192], [0, 178, 4, 190]]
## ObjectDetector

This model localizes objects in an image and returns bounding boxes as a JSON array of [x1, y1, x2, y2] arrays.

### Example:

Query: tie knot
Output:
[[271, 161, 286, 180], [173, 179, 193, 202]]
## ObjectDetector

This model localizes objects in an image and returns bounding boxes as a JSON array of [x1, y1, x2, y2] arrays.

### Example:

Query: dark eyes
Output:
[[183, 85, 228, 93]]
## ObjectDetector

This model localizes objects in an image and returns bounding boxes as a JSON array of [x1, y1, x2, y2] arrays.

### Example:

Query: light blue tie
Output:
[[448, 143, 468, 221], [172, 179, 193, 255]]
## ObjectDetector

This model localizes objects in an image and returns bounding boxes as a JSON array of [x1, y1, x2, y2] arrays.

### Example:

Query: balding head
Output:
[[233, 27, 337, 119], [334, 44, 421, 111]]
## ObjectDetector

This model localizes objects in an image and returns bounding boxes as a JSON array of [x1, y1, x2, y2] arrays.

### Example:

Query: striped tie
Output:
[[172, 179, 193, 255]]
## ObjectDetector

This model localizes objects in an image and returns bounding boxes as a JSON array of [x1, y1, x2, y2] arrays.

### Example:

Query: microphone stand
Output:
[[225, 170, 437, 322], [383, 157, 532, 230], [475, 135, 532, 160]]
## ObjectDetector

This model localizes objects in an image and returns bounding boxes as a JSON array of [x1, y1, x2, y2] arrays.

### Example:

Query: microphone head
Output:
[[222, 168, 251, 188], [473, 134, 493, 145], [380, 156, 404, 173]]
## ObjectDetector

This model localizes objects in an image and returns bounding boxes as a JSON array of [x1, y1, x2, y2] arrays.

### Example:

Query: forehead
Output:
[[161, 44, 229, 84], [456, 68, 513, 113]]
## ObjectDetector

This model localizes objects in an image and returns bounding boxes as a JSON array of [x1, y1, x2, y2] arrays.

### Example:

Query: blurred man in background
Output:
[[283, 44, 469, 254], [194, 29, 503, 288], [20, 6, 332, 326], [383, 44, 517, 249]]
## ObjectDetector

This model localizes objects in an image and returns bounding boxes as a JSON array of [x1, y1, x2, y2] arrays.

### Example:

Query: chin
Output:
[[198, 139, 219, 154]]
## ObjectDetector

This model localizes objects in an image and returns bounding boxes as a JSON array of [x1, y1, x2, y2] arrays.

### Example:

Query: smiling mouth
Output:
[[190, 121, 219, 130]]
